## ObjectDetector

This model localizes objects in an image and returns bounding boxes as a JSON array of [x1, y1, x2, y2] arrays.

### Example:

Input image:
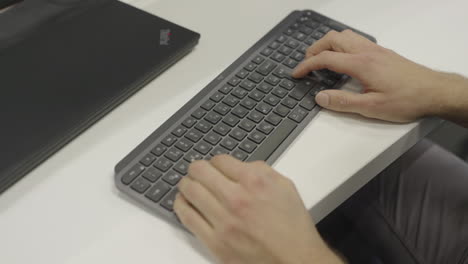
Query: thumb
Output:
[[315, 89, 374, 115]]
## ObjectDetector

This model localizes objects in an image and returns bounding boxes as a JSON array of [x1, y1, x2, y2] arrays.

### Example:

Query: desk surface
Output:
[[1, 0, 466, 263]]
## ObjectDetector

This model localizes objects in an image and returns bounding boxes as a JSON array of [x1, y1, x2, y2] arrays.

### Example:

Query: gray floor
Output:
[[428, 121, 468, 162]]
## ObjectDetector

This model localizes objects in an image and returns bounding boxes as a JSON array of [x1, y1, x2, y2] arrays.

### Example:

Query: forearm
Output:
[[433, 72, 468, 127]]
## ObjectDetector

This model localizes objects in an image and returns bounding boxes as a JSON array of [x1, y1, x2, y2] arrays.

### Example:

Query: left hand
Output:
[[174, 155, 343, 264]]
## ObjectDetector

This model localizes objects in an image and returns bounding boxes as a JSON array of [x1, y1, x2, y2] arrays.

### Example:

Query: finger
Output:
[[209, 154, 247, 182], [306, 29, 375, 58], [174, 193, 216, 245], [292, 51, 364, 78], [187, 160, 238, 205], [315, 89, 377, 115], [178, 176, 229, 226]]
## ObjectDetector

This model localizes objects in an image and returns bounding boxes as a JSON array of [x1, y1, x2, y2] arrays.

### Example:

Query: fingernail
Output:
[[315, 92, 330, 107]]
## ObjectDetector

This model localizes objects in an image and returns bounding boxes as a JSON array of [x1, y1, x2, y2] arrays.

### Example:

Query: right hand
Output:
[[292, 29, 458, 123]]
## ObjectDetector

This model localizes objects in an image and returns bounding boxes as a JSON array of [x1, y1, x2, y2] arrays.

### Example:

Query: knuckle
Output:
[[342, 29, 354, 35], [220, 220, 241, 238], [227, 194, 251, 217]]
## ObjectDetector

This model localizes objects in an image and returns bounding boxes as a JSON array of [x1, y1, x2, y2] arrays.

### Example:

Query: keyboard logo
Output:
[[160, 29, 171, 45]]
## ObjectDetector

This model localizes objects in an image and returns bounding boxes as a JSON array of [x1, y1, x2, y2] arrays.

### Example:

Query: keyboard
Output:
[[114, 10, 375, 226]]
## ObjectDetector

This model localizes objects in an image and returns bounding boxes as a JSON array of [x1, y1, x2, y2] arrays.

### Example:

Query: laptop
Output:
[[0, 0, 200, 193]]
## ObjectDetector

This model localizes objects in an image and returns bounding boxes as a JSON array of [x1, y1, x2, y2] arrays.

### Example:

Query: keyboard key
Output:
[[230, 128, 248, 141], [223, 114, 240, 127], [163, 170, 183, 185], [244, 62, 257, 71], [145, 181, 170, 203], [264, 94, 281, 106], [292, 32, 307, 41], [239, 119, 256, 132], [257, 60, 277, 76], [280, 79, 295, 90], [249, 90, 265, 102], [131, 177, 151, 193], [311, 31, 324, 39], [272, 87, 288, 98], [232, 105, 249, 118], [300, 94, 317, 110], [201, 99, 216, 111], [257, 82, 274, 93], [236, 69, 250, 79], [174, 160, 189, 175], [288, 107, 309, 123], [232, 149, 248, 161], [140, 153, 156, 166], [272, 67, 290, 79], [252, 55, 265, 64], [297, 44, 308, 54], [214, 103, 231, 115], [278, 46, 293, 56], [228, 76, 242, 86], [248, 119, 297, 161], [305, 37, 316, 46], [184, 150, 203, 162], [265, 113, 283, 126], [154, 157, 173, 172], [172, 125, 187, 137], [239, 139, 257, 153], [121, 163, 146, 185], [248, 130, 266, 144], [274, 104, 291, 117], [248, 72, 264, 84], [282, 97, 298, 109], [271, 52, 285, 63], [142, 167, 163, 182], [299, 25, 314, 35], [260, 47, 274, 57], [247, 110, 264, 123], [194, 141, 213, 155], [232, 87, 248, 99], [214, 123, 232, 136], [240, 79, 256, 91], [195, 120, 213, 133], [276, 35, 287, 43], [211, 146, 230, 156], [290, 86, 310, 101], [257, 121, 275, 135], [204, 131, 222, 145], [165, 147, 183, 162], [283, 58, 298, 69], [221, 137, 238, 150], [162, 134, 177, 147], [240, 97, 256, 110], [285, 39, 300, 49], [161, 188, 179, 211], [256, 102, 272, 115], [305, 20, 320, 29], [205, 111, 222, 124], [182, 116, 197, 128], [219, 84, 234, 94], [264, 76, 280, 86], [151, 143, 166, 156], [318, 25, 331, 33], [210, 92, 225, 102], [290, 51, 305, 61], [284, 28, 295, 36], [268, 41, 281, 49], [175, 138, 193, 152], [192, 108, 207, 119], [185, 129, 203, 142]]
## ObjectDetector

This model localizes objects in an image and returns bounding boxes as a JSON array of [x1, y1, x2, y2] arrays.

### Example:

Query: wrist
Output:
[[430, 72, 468, 121]]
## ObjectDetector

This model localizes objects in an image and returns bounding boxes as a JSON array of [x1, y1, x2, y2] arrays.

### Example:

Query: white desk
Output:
[[1, 0, 466, 263]]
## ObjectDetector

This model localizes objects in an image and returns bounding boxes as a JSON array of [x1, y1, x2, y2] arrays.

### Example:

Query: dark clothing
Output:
[[330, 140, 468, 263]]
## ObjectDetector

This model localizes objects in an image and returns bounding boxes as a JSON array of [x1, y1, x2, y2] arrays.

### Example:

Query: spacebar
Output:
[[248, 119, 297, 161]]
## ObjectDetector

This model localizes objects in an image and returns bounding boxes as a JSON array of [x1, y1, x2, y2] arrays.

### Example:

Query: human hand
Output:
[[292, 29, 455, 123], [174, 155, 343, 264]]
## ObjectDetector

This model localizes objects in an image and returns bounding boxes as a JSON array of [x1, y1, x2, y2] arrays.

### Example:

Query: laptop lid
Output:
[[0, 0, 200, 193]]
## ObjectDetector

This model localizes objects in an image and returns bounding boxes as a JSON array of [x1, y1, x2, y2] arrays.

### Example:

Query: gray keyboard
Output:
[[114, 10, 376, 226]]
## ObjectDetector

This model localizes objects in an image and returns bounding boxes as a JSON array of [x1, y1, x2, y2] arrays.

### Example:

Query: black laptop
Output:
[[0, 0, 200, 193]]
